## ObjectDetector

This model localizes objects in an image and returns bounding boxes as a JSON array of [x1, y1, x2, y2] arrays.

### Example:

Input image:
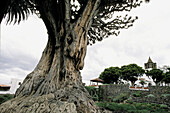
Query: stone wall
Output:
[[131, 86, 170, 106], [99, 84, 170, 106], [99, 84, 129, 101], [149, 86, 170, 96]]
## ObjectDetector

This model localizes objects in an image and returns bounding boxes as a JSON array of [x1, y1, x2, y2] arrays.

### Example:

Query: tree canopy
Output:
[[99, 64, 145, 85], [99, 66, 121, 84], [1, 0, 149, 45], [145, 68, 164, 85], [157, 65, 170, 86], [121, 64, 145, 86], [162, 72, 170, 86], [139, 80, 146, 87]]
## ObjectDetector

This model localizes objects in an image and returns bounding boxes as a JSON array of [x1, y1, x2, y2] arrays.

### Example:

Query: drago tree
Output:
[[0, 0, 149, 112]]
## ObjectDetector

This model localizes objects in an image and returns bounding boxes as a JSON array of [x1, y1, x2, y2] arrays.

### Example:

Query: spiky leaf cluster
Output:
[[87, 0, 143, 45], [3, 0, 35, 24], [2, 0, 149, 45]]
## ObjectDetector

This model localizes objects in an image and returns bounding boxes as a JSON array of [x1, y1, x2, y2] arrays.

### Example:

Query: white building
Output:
[[135, 57, 157, 87], [0, 78, 22, 94]]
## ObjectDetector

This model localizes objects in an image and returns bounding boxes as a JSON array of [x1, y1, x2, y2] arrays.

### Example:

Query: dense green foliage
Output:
[[0, 94, 14, 104], [112, 93, 130, 103], [99, 64, 170, 86], [121, 64, 145, 86], [85, 86, 99, 101], [145, 94, 155, 98], [161, 94, 170, 100], [96, 102, 169, 113], [85, 85, 169, 112], [132, 91, 143, 97], [139, 80, 146, 87], [0, 0, 149, 45], [146, 69, 164, 85], [145, 65, 170, 86], [99, 64, 145, 85], [162, 71, 170, 86], [99, 67, 121, 84]]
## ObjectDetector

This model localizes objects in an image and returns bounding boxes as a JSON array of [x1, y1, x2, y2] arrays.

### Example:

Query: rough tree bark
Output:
[[0, 0, 112, 113]]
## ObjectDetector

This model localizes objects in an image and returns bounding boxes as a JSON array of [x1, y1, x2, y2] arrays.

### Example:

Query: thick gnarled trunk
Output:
[[13, 0, 99, 96], [0, 0, 106, 113]]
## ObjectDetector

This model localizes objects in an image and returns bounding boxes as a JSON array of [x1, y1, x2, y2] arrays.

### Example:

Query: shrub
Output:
[[85, 86, 96, 93], [0, 96, 6, 104], [132, 91, 142, 97], [105, 103, 118, 111], [161, 94, 170, 99], [118, 103, 136, 111], [0, 94, 14, 104], [128, 110, 150, 113], [92, 94, 99, 101], [3, 94, 13, 99], [126, 97, 133, 104], [160, 104, 168, 109], [96, 102, 169, 113], [152, 111, 169, 113], [145, 94, 155, 98], [96, 102, 106, 108], [85, 86, 99, 101], [126, 100, 133, 104], [112, 93, 130, 103], [105, 103, 135, 112]]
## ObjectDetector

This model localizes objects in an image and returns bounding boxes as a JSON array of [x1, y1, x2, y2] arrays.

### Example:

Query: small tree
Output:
[[99, 67, 121, 84], [162, 72, 170, 86], [158, 66, 170, 86], [121, 64, 145, 86], [145, 68, 164, 86], [139, 80, 146, 87]]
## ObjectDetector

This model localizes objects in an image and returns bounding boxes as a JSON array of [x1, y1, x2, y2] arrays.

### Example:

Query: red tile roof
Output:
[[0, 84, 10, 87]]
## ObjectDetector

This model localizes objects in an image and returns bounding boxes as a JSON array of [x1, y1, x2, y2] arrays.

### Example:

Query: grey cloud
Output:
[[0, 52, 39, 84], [0, 53, 38, 72]]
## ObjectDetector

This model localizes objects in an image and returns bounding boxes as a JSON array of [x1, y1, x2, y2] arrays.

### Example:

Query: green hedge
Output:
[[0, 94, 14, 104]]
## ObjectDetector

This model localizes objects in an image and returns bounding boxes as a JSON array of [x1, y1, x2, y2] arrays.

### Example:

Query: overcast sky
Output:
[[0, 0, 170, 85]]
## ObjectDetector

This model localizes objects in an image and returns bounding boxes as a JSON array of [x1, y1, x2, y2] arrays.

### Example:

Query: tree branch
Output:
[[87, 0, 143, 45]]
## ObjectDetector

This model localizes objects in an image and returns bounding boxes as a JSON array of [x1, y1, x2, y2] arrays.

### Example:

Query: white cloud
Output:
[[1, 14, 48, 60], [0, 15, 47, 84], [0, 67, 30, 84]]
